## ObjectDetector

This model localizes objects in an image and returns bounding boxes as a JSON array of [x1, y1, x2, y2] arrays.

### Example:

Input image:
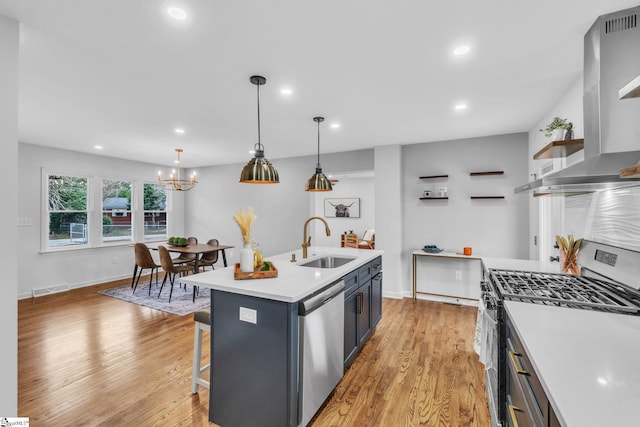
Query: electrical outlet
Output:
[[111, 256, 118, 264], [455, 271, 462, 280], [239, 307, 257, 324]]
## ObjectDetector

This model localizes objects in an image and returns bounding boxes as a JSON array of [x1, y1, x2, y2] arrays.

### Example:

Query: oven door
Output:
[[475, 280, 501, 427]]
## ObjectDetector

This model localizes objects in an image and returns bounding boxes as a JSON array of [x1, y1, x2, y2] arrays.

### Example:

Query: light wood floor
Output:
[[18, 277, 490, 426]]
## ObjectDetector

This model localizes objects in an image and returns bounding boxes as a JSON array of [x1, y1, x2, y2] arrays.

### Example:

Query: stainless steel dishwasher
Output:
[[298, 280, 345, 427]]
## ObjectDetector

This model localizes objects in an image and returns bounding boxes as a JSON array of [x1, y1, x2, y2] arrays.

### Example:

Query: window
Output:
[[47, 174, 89, 248], [102, 179, 132, 243], [143, 183, 167, 241], [44, 171, 170, 251]]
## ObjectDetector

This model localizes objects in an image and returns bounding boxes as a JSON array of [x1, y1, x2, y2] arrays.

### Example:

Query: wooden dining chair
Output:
[[190, 238, 219, 272], [132, 243, 161, 296], [158, 245, 192, 303], [357, 229, 375, 249]]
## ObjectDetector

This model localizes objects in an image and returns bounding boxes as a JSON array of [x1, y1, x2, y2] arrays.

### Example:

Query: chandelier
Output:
[[158, 148, 197, 191]]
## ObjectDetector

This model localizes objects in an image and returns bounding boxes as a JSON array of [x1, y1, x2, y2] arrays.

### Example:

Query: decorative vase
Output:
[[560, 249, 580, 275], [564, 128, 574, 140], [240, 243, 254, 272], [552, 128, 565, 141]]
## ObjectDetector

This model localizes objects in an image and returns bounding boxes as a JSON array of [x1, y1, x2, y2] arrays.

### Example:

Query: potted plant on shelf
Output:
[[539, 117, 574, 141]]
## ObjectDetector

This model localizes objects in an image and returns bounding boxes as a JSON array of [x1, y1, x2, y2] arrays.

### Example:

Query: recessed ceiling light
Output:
[[167, 7, 186, 20], [174, 127, 185, 134], [280, 88, 292, 95], [94, 145, 103, 150], [454, 103, 468, 111], [330, 123, 341, 129], [454, 46, 470, 55]]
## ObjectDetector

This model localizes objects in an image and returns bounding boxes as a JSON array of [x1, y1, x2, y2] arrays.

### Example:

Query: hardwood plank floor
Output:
[[310, 298, 490, 427], [18, 277, 490, 426]]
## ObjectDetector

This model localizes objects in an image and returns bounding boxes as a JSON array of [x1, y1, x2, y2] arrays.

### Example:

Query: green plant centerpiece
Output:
[[539, 117, 574, 140], [168, 236, 188, 245]]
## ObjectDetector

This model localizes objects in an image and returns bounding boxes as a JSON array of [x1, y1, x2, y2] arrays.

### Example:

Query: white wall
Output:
[[183, 149, 374, 263], [375, 145, 404, 299], [17, 145, 374, 298], [18, 143, 186, 298], [402, 133, 529, 296], [527, 76, 584, 259], [311, 177, 375, 247], [1, 13, 19, 416]]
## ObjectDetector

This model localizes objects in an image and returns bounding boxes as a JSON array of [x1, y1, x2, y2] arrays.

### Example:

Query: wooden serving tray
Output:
[[234, 262, 278, 280]]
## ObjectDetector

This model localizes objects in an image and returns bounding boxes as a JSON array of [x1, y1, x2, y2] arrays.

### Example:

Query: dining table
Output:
[[144, 241, 234, 273]]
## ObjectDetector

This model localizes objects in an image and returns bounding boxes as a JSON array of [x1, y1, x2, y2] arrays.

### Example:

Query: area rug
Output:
[[98, 281, 210, 316]]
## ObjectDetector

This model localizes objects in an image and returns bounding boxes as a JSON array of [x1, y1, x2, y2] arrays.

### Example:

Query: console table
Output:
[[412, 250, 482, 306]]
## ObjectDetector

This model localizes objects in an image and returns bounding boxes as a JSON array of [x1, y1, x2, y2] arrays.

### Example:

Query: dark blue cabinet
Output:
[[209, 290, 298, 427], [344, 256, 382, 368]]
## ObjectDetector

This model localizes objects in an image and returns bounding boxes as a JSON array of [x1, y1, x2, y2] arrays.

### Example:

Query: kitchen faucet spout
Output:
[[302, 216, 331, 258]]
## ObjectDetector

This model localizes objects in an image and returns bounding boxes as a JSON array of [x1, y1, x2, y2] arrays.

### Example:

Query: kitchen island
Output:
[[181, 246, 383, 427]]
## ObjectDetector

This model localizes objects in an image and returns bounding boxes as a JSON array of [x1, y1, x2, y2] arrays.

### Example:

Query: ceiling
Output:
[[1, 0, 639, 169]]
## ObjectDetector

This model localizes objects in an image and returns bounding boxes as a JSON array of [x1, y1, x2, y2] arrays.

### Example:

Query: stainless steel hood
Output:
[[516, 6, 640, 195], [515, 151, 640, 195]]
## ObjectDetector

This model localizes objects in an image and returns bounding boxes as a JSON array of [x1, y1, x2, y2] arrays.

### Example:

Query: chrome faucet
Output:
[[302, 216, 331, 258]]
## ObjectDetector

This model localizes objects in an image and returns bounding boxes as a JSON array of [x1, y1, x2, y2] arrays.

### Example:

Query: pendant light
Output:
[[305, 116, 333, 192], [239, 75, 280, 184]]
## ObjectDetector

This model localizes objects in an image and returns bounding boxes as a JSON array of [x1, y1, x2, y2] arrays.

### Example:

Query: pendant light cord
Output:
[[316, 120, 321, 167], [256, 81, 262, 151]]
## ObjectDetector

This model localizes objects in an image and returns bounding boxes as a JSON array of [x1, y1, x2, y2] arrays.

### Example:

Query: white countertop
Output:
[[481, 256, 561, 273], [505, 301, 640, 427], [412, 251, 561, 273], [180, 246, 383, 303]]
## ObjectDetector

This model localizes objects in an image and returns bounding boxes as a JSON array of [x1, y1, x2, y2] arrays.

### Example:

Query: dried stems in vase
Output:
[[233, 206, 257, 244], [556, 234, 582, 275]]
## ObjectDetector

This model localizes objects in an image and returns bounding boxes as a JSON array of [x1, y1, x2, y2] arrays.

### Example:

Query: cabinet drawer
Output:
[[343, 270, 359, 297], [506, 319, 546, 424], [371, 256, 382, 276], [506, 363, 535, 427], [358, 262, 372, 284]]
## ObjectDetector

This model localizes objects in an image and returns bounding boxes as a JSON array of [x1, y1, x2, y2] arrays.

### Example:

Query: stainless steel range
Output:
[[478, 240, 640, 426], [490, 269, 640, 314]]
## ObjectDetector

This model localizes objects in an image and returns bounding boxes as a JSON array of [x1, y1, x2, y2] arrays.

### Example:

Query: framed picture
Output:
[[324, 198, 360, 218]]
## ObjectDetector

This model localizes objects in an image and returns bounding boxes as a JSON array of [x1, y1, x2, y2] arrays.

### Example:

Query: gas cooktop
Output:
[[489, 269, 640, 314]]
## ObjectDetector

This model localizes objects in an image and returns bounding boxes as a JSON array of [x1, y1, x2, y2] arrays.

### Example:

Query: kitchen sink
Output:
[[298, 255, 356, 269]]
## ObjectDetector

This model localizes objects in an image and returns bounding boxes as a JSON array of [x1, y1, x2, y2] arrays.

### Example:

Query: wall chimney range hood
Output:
[[516, 6, 640, 195]]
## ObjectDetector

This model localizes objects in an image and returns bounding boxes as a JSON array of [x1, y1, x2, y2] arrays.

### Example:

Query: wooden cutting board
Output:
[[234, 262, 278, 280]]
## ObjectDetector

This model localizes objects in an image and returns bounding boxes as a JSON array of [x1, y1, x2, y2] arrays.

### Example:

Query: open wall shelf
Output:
[[470, 196, 505, 199], [533, 139, 584, 160], [419, 175, 448, 179], [420, 197, 448, 200], [469, 171, 504, 176]]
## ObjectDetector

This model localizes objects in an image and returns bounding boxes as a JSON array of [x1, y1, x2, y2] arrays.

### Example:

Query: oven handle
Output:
[[509, 351, 529, 376], [508, 404, 523, 427]]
